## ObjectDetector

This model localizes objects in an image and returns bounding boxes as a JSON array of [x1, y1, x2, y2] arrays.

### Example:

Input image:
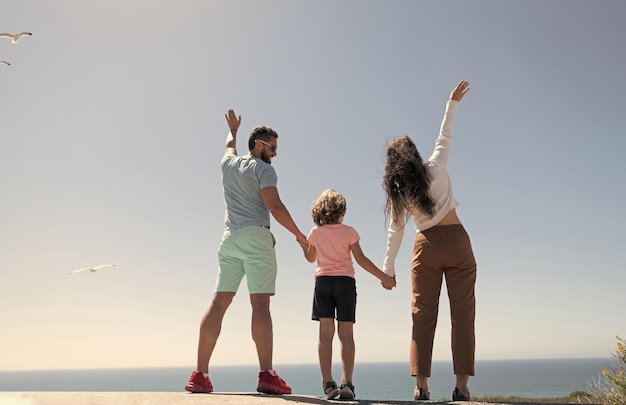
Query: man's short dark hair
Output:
[[248, 126, 278, 151]]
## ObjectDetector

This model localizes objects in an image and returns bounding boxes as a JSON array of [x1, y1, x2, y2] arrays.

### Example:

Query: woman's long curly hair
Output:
[[311, 189, 347, 226], [382, 136, 436, 224]]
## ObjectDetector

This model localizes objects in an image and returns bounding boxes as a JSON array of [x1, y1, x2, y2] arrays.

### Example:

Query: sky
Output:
[[1, 1, 625, 372]]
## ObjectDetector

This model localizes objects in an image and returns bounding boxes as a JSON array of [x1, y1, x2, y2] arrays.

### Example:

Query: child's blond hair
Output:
[[311, 189, 347, 226]]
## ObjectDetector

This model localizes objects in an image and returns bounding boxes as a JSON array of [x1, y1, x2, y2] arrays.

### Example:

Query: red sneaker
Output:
[[184, 371, 213, 393], [257, 370, 292, 394]]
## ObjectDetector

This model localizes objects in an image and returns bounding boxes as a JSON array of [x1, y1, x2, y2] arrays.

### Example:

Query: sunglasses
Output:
[[256, 139, 277, 152]]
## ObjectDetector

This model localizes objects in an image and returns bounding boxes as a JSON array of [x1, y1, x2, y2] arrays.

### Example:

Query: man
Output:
[[185, 109, 309, 395]]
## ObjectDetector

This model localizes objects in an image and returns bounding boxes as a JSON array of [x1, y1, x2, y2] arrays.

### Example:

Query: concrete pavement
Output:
[[0, 392, 555, 405]]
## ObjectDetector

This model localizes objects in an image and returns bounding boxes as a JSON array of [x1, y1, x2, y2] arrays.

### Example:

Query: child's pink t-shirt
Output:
[[307, 223, 360, 278]]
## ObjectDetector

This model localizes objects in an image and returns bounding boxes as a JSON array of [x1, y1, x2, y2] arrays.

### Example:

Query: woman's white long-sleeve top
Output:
[[383, 100, 460, 277]]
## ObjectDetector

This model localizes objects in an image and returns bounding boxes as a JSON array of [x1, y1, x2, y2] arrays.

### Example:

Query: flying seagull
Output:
[[68, 264, 117, 275], [0, 61, 9, 66], [0, 32, 32, 43]]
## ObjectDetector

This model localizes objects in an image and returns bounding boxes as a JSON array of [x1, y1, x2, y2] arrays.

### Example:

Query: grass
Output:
[[467, 391, 597, 403]]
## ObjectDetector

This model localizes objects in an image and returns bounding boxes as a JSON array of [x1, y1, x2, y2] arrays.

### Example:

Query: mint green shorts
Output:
[[216, 226, 277, 295]]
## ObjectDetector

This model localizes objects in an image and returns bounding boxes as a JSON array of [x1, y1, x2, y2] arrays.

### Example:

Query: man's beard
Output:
[[261, 150, 272, 164]]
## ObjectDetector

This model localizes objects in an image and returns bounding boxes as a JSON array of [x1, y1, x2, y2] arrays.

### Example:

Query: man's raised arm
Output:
[[224, 109, 241, 156]]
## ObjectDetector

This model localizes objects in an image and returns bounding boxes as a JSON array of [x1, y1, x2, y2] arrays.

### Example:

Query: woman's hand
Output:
[[381, 274, 396, 290], [450, 80, 470, 102]]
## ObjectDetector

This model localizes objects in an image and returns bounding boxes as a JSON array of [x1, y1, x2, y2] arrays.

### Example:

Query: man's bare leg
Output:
[[195, 292, 235, 373], [250, 293, 273, 370]]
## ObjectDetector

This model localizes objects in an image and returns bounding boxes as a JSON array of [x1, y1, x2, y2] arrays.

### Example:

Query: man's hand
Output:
[[296, 233, 310, 250], [225, 109, 241, 133], [450, 80, 470, 102], [224, 109, 241, 154]]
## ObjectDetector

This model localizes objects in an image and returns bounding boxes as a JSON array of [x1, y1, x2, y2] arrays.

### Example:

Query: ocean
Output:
[[0, 358, 611, 401]]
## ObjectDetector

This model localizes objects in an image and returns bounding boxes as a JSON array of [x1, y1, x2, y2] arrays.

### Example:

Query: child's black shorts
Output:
[[311, 276, 357, 323]]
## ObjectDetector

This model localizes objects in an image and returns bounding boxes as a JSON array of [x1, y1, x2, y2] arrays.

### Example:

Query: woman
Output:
[[382, 80, 476, 401]]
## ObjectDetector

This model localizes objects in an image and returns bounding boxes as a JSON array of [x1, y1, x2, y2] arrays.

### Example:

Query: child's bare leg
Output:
[[337, 321, 354, 383], [318, 318, 336, 384]]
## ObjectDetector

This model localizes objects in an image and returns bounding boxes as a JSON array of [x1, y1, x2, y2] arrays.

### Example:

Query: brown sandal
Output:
[[339, 382, 355, 400], [323, 380, 340, 400]]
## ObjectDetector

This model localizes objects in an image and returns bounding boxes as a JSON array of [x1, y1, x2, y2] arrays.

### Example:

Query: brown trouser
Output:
[[410, 224, 476, 377]]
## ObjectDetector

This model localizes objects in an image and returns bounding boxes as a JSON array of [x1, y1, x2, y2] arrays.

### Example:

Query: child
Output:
[[302, 189, 396, 400]]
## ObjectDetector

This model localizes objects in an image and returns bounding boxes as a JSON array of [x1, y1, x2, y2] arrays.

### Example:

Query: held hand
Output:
[[381, 274, 396, 290], [296, 233, 310, 250], [450, 80, 470, 102], [225, 109, 242, 133]]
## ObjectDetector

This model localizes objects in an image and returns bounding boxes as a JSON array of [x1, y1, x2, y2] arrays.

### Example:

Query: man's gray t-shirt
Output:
[[220, 153, 277, 230]]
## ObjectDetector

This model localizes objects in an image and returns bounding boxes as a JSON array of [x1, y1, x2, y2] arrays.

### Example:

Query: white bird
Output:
[[0, 32, 32, 43], [68, 264, 117, 275], [0, 61, 9, 66]]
